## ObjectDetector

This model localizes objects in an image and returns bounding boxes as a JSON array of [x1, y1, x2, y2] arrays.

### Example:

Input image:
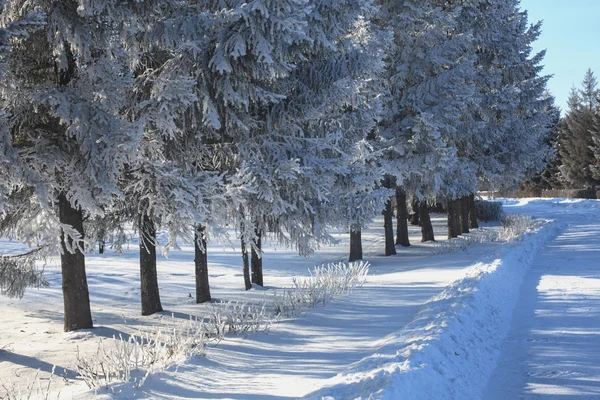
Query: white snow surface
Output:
[[308, 209, 560, 400], [483, 198, 600, 399], [1, 198, 599, 399]]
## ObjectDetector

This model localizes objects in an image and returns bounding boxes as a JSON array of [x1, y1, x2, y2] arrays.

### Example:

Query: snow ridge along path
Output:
[[306, 217, 561, 400]]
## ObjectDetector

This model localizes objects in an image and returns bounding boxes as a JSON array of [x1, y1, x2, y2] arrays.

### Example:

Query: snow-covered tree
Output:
[[127, 0, 314, 292], [558, 71, 600, 189], [456, 0, 553, 192], [216, 0, 389, 271], [377, 0, 475, 243], [0, 0, 142, 331]]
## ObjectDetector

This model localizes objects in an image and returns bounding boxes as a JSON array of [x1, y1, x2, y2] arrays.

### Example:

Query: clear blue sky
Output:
[[520, 0, 600, 113]]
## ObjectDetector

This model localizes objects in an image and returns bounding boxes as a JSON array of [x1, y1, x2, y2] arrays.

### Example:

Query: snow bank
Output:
[[499, 197, 600, 209], [305, 218, 561, 400]]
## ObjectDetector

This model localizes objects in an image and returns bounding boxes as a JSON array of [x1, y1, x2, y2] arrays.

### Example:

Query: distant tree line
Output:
[[0, 0, 554, 331], [523, 68, 600, 194]]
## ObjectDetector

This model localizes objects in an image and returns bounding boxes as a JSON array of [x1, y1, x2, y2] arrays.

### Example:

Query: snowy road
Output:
[[485, 200, 600, 399]]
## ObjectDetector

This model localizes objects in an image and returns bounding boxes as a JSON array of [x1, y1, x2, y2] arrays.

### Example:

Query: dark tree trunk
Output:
[[447, 199, 459, 239], [420, 202, 435, 242], [97, 224, 106, 254], [395, 188, 410, 247], [410, 199, 420, 225], [381, 177, 396, 256], [194, 225, 211, 303], [139, 213, 163, 316], [460, 196, 470, 234], [383, 197, 396, 256], [58, 194, 93, 332], [349, 226, 363, 262], [469, 193, 479, 229], [251, 228, 263, 287], [240, 209, 252, 290], [241, 237, 252, 290], [454, 199, 462, 235]]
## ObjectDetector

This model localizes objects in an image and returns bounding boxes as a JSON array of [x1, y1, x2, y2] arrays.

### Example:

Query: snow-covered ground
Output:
[[1, 198, 599, 399], [484, 198, 600, 399]]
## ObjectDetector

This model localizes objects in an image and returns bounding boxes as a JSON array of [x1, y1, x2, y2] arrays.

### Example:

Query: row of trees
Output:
[[0, 0, 554, 331], [530, 69, 600, 191]]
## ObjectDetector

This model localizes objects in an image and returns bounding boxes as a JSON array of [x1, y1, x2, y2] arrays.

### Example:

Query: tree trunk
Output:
[[454, 199, 462, 235], [241, 237, 252, 290], [382, 176, 396, 256], [194, 224, 211, 303], [383, 197, 396, 256], [469, 193, 479, 229], [395, 188, 410, 247], [460, 196, 470, 234], [240, 209, 252, 290], [349, 226, 363, 262], [139, 213, 163, 316], [447, 199, 459, 239], [251, 228, 263, 287], [58, 194, 93, 332], [97, 224, 106, 254], [420, 202, 435, 242], [410, 199, 420, 225]]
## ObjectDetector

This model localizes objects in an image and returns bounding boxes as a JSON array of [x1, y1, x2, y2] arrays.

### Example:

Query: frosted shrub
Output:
[[206, 300, 272, 340], [432, 238, 469, 254], [76, 318, 207, 389], [500, 214, 538, 241], [273, 261, 369, 317], [0, 367, 60, 400], [475, 200, 504, 222], [433, 214, 538, 254], [432, 230, 501, 254]]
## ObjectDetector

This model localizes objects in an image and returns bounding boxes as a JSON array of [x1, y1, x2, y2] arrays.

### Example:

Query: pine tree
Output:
[[589, 111, 600, 183], [378, 0, 475, 242], [558, 71, 600, 189], [227, 0, 389, 266], [461, 0, 553, 192], [520, 100, 561, 192], [0, 3, 47, 298], [0, 0, 143, 331]]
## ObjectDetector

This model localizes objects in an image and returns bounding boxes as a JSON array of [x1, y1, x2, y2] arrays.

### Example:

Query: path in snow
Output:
[[0, 215, 498, 399], [484, 200, 600, 399]]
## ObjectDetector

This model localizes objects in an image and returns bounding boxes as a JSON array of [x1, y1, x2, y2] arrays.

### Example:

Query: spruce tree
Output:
[[558, 71, 600, 189], [378, 0, 474, 240], [0, 0, 143, 331]]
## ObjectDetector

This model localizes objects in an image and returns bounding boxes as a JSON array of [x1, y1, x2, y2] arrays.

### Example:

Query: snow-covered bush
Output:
[[475, 200, 504, 222], [76, 302, 272, 390], [205, 300, 272, 340], [433, 214, 539, 254], [432, 238, 469, 254], [76, 317, 207, 390], [273, 261, 369, 317], [0, 367, 60, 400], [433, 229, 501, 254], [500, 214, 539, 241]]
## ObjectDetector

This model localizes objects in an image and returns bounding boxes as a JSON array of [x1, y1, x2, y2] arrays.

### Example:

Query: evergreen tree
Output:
[[378, 0, 475, 241], [520, 100, 562, 192], [451, 0, 553, 193], [558, 71, 600, 189], [0, 0, 143, 330], [227, 0, 388, 267]]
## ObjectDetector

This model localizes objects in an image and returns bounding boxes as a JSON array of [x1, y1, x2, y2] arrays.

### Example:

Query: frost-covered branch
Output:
[[0, 247, 48, 298]]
